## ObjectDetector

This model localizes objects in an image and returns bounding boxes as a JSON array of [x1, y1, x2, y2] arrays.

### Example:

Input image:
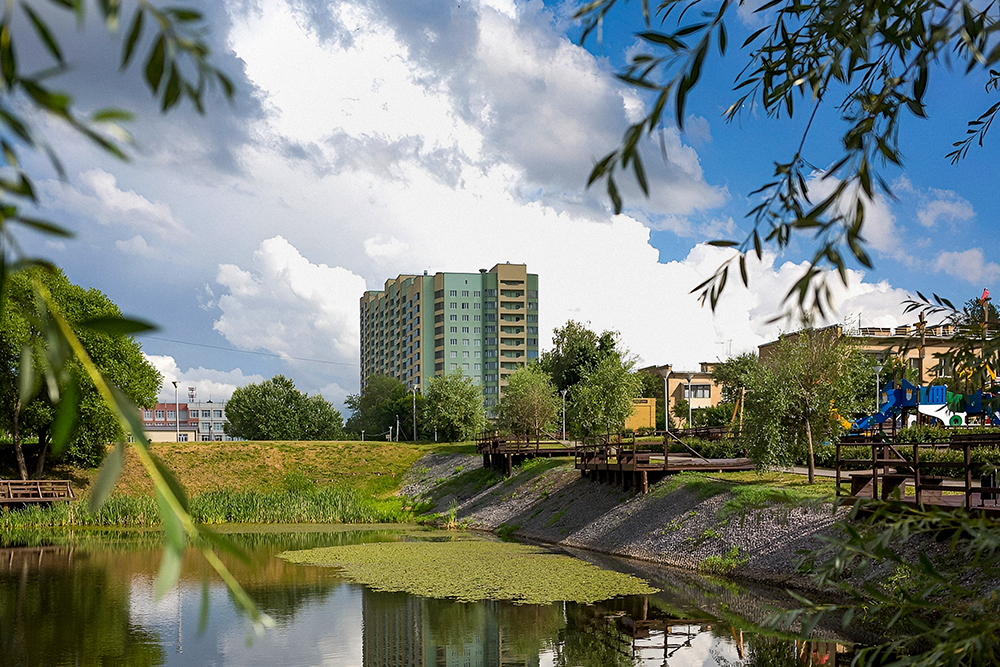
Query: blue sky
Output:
[[16, 0, 998, 408]]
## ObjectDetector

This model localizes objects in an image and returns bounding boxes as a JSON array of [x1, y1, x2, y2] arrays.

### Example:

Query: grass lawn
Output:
[[0, 440, 478, 499]]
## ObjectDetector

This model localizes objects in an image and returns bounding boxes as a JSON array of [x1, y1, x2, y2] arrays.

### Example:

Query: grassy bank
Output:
[[1, 440, 476, 529]]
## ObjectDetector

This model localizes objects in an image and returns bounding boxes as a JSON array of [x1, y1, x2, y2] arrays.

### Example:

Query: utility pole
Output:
[[172, 381, 179, 442], [412, 384, 417, 443], [560, 389, 568, 441]]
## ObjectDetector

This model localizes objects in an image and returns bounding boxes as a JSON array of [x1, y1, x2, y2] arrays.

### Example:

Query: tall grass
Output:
[[0, 484, 411, 530]]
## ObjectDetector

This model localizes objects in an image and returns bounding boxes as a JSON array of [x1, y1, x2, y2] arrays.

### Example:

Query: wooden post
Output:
[[642, 470, 649, 494], [913, 443, 921, 506], [965, 442, 973, 511], [835, 441, 842, 498], [872, 442, 879, 500]]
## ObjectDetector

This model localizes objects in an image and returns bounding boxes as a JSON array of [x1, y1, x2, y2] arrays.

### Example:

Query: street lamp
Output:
[[172, 381, 179, 442], [686, 373, 694, 429], [655, 366, 671, 433], [874, 363, 884, 411], [412, 383, 417, 443], [560, 389, 568, 441]]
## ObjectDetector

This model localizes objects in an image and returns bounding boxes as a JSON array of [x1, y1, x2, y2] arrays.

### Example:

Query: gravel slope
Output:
[[405, 453, 846, 591]]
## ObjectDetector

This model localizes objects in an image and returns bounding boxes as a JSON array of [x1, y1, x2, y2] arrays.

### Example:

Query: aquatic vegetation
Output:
[[279, 540, 658, 604]]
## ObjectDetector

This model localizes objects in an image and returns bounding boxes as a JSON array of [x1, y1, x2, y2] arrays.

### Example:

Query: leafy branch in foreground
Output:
[[772, 499, 1000, 666], [0, 1, 267, 632], [26, 276, 273, 633], [576, 0, 1000, 320]]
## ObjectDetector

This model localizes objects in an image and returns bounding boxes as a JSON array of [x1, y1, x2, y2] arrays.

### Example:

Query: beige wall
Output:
[[145, 427, 199, 443]]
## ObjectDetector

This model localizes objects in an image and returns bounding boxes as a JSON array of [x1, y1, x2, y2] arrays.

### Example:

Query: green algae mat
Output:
[[279, 540, 658, 604]]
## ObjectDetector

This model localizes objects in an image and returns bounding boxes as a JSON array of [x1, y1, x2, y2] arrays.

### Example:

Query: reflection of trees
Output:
[[744, 638, 848, 667], [361, 590, 566, 667], [0, 547, 165, 666]]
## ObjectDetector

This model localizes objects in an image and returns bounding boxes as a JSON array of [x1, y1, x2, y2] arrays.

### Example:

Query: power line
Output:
[[145, 336, 358, 367]]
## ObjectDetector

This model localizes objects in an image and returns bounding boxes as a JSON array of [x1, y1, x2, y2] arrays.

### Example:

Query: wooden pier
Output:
[[0, 480, 74, 505], [476, 432, 577, 476], [835, 434, 1000, 517], [478, 431, 753, 492], [575, 433, 753, 494]]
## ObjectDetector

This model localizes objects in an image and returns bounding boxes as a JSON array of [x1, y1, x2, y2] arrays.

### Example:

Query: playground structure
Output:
[[851, 378, 1000, 433]]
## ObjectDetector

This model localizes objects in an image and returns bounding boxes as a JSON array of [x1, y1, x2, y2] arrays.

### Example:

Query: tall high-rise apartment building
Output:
[[360, 263, 539, 407]]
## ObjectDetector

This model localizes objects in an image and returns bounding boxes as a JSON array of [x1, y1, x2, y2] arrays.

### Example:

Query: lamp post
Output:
[[686, 373, 694, 429], [412, 384, 417, 443], [874, 363, 884, 411], [560, 389, 568, 441], [655, 366, 671, 433], [361, 430, 365, 442], [172, 381, 179, 442]]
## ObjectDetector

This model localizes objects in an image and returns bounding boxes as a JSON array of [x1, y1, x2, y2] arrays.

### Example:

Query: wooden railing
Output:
[[0, 480, 74, 504], [835, 438, 1000, 510]]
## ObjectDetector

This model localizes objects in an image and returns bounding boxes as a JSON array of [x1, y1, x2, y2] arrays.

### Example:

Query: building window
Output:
[[450, 351, 458, 358], [450, 302, 457, 309], [462, 327, 469, 333], [462, 290, 469, 296], [214, 410, 223, 418], [177, 433, 188, 442], [450, 338, 458, 345], [450, 290, 457, 297], [460, 315, 468, 321], [450, 315, 457, 321], [462, 351, 470, 358], [527, 314, 537, 322], [201, 422, 210, 432], [474, 363, 481, 370], [202, 410, 211, 418], [143, 410, 153, 420], [155, 410, 165, 419], [474, 350, 481, 358], [450, 363, 458, 370], [166, 410, 176, 420], [202, 435, 211, 441], [462, 363, 470, 370], [450, 326, 458, 333], [474, 290, 481, 297], [684, 384, 712, 399], [461, 303, 469, 309], [485, 301, 496, 309], [485, 289, 496, 297], [214, 422, 225, 431], [463, 339, 470, 345], [474, 303, 480, 309]]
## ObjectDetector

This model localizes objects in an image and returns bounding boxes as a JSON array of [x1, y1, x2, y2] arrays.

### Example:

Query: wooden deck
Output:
[[478, 431, 753, 492], [575, 444, 753, 493], [0, 480, 74, 505], [835, 436, 1000, 517]]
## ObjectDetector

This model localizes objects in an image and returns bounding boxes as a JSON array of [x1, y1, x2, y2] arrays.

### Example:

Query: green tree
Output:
[[711, 353, 759, 405], [225, 375, 342, 441], [540, 321, 617, 392], [497, 365, 559, 440], [344, 375, 407, 437], [741, 329, 869, 482], [572, 353, 642, 438], [423, 370, 485, 442], [0, 267, 160, 478], [576, 0, 1000, 319], [636, 370, 667, 430]]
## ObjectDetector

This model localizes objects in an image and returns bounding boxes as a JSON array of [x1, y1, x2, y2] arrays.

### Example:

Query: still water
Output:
[[1, 525, 855, 666]]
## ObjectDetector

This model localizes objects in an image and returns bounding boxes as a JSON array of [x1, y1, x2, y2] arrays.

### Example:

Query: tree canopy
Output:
[[497, 365, 559, 439], [423, 370, 485, 442], [225, 375, 343, 441], [741, 329, 871, 481], [572, 352, 642, 438], [540, 320, 618, 392], [0, 266, 160, 478], [344, 375, 408, 437]]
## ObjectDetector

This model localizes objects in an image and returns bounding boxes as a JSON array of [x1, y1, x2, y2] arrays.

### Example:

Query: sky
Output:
[[16, 0, 1000, 409]]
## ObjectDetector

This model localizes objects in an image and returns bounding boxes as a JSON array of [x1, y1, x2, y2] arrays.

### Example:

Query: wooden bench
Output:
[[0, 480, 74, 504]]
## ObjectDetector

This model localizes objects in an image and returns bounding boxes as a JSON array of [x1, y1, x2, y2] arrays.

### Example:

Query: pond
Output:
[[0, 525, 859, 666]]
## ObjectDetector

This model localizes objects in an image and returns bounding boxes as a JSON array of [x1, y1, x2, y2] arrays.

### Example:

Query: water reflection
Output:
[[0, 528, 857, 667]]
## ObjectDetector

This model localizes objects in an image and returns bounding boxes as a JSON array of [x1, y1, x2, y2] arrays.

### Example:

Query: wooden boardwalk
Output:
[[835, 435, 1000, 518], [575, 443, 753, 494], [0, 480, 74, 505], [477, 431, 753, 493]]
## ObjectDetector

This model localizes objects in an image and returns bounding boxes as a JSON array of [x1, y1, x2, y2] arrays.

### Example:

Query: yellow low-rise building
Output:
[[625, 398, 656, 431]]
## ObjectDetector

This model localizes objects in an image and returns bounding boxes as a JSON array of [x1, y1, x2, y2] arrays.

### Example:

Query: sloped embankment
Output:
[[403, 454, 845, 591]]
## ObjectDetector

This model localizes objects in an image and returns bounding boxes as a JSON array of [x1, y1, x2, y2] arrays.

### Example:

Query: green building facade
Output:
[[360, 263, 539, 408]]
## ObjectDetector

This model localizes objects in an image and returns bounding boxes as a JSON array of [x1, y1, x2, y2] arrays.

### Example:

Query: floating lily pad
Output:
[[279, 540, 658, 605]]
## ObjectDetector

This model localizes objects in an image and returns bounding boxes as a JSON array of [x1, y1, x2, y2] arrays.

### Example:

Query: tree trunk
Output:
[[12, 399, 28, 481], [805, 418, 815, 484], [34, 432, 49, 480]]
